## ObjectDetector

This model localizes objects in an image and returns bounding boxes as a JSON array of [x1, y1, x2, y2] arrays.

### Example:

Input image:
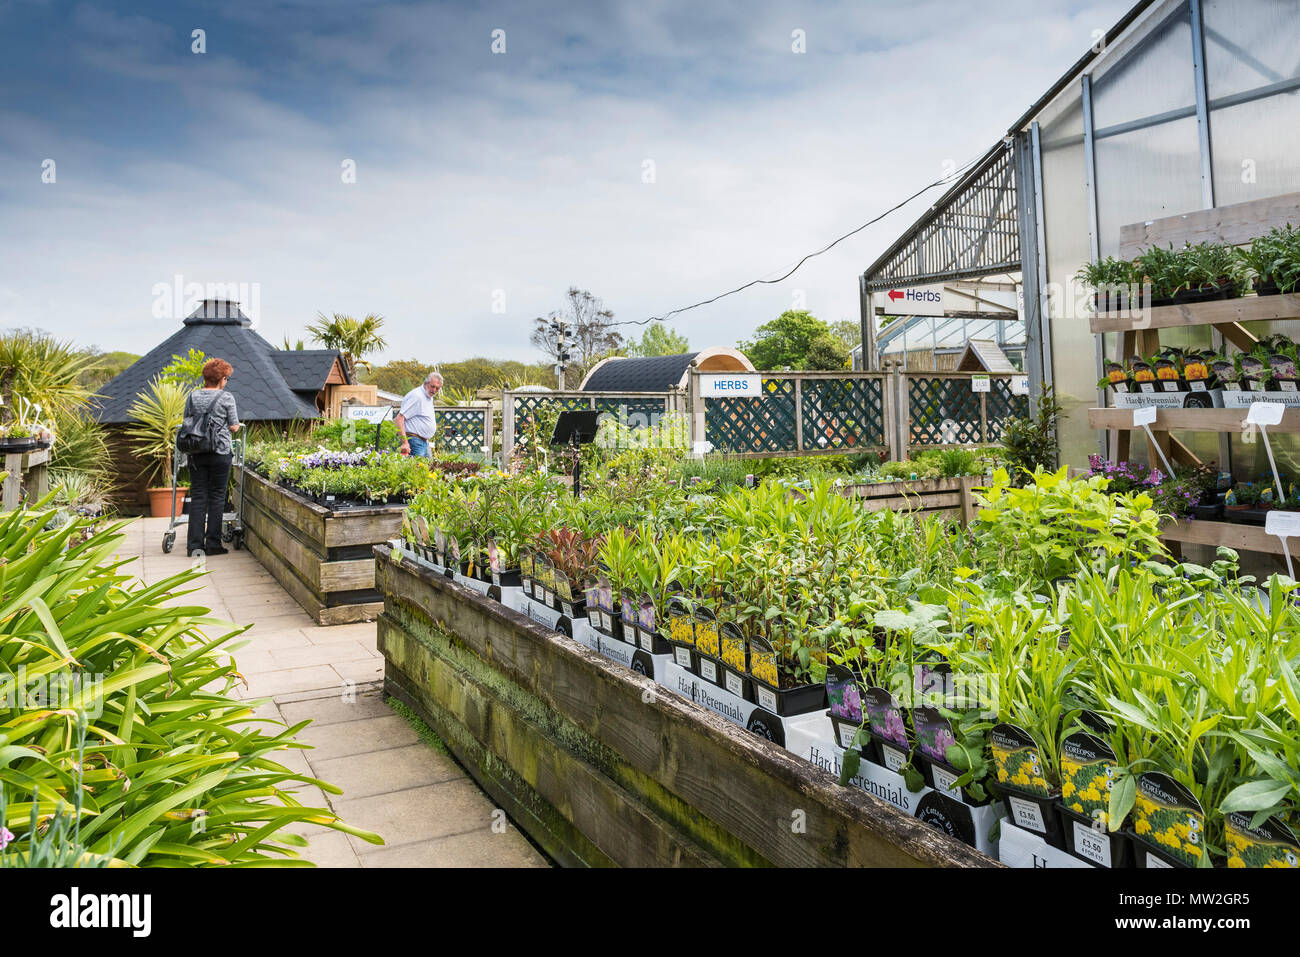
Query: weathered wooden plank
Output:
[[1160, 517, 1288, 555], [1119, 191, 1300, 257], [240, 467, 327, 541], [857, 492, 963, 511], [376, 549, 997, 868], [1088, 293, 1299, 335], [244, 525, 326, 620], [323, 509, 405, 548]]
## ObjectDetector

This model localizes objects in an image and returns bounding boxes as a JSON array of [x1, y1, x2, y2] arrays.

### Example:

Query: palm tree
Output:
[[306, 312, 387, 378]]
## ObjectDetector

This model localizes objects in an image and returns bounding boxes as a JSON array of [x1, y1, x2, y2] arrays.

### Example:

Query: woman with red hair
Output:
[[183, 358, 241, 556]]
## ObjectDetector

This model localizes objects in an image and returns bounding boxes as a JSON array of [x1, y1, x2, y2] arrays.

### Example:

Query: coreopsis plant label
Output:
[[692, 607, 722, 685], [1224, 812, 1300, 868], [1130, 772, 1205, 868], [531, 551, 554, 605], [719, 621, 750, 699], [748, 632, 781, 712], [1059, 730, 1127, 867], [666, 598, 696, 671]]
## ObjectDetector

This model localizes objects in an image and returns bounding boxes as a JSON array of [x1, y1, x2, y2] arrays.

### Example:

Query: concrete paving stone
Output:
[[336, 779, 507, 850], [277, 688, 392, 727], [303, 622, 379, 644], [354, 828, 547, 868], [240, 627, 314, 651], [228, 649, 276, 674], [298, 829, 362, 868], [267, 640, 377, 671], [332, 658, 384, 684], [243, 665, 342, 698], [249, 611, 318, 632], [310, 744, 465, 800], [296, 714, 419, 762]]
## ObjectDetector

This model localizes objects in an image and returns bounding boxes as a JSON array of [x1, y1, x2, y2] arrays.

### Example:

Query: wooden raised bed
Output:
[[374, 545, 996, 868], [839, 475, 985, 525], [237, 467, 405, 625]]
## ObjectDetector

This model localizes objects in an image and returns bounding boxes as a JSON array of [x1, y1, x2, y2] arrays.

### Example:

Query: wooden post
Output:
[[688, 368, 706, 453], [793, 375, 805, 453], [896, 368, 912, 461], [480, 403, 495, 460], [501, 391, 515, 466], [978, 391, 989, 444]]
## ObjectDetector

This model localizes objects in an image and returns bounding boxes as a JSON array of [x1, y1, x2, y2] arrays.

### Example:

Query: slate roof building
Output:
[[579, 347, 754, 392], [94, 300, 352, 424]]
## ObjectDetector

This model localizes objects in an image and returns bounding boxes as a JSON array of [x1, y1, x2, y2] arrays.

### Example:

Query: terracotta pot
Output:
[[147, 486, 188, 518]]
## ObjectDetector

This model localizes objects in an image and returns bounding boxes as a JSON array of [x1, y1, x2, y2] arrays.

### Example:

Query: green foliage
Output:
[[125, 377, 188, 486], [973, 466, 1166, 586], [1238, 224, 1300, 294], [804, 333, 850, 370], [626, 322, 690, 357], [998, 383, 1063, 483], [79, 349, 139, 392], [828, 320, 862, 351], [0, 329, 98, 426], [737, 310, 837, 371], [307, 312, 387, 375], [0, 503, 381, 865], [160, 347, 206, 388]]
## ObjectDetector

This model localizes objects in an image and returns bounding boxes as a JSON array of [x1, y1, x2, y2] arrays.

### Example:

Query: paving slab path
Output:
[[119, 516, 547, 868]]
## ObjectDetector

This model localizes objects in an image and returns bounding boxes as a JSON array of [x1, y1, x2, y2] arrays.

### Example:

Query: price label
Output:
[[1146, 852, 1173, 869], [674, 647, 692, 669], [699, 659, 717, 682], [971, 374, 990, 393], [1247, 401, 1285, 426], [1132, 406, 1158, 427], [756, 686, 777, 712], [726, 672, 744, 697], [932, 764, 961, 796], [1009, 796, 1047, 834], [1073, 821, 1111, 867], [880, 745, 905, 773], [836, 722, 858, 749]]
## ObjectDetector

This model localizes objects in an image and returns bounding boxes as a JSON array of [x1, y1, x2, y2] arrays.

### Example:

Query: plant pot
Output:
[[1000, 785, 1066, 849], [1192, 502, 1224, 521], [750, 679, 826, 718], [491, 568, 522, 588], [628, 625, 671, 656], [827, 712, 863, 751], [147, 486, 188, 519], [0, 437, 40, 453], [1229, 506, 1271, 526], [1255, 280, 1282, 297], [1057, 804, 1133, 868], [924, 755, 993, 807]]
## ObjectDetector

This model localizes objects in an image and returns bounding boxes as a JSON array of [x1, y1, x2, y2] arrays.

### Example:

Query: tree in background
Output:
[[805, 334, 850, 370], [363, 359, 434, 395], [737, 310, 839, 370], [829, 319, 861, 352], [307, 312, 388, 377], [532, 287, 623, 388], [626, 322, 690, 357], [80, 348, 140, 392], [361, 357, 552, 398]]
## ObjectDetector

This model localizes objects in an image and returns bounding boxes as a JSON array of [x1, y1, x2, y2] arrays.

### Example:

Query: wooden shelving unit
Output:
[[1091, 191, 1300, 557]]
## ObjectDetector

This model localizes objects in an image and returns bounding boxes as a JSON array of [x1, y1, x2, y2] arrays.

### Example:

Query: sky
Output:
[[0, 0, 1134, 365]]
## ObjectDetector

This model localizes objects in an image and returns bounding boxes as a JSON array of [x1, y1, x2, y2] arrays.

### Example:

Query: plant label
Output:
[[673, 646, 692, 669], [911, 707, 956, 763], [1008, 795, 1047, 834], [699, 658, 718, 682], [834, 721, 857, 749], [932, 763, 961, 796], [1060, 731, 1117, 821], [970, 374, 990, 393], [1131, 772, 1204, 867], [755, 685, 777, 713], [1072, 821, 1111, 867], [1132, 406, 1158, 427], [1246, 401, 1285, 427], [992, 723, 1052, 797], [826, 663, 863, 723], [725, 671, 745, 698], [1225, 812, 1300, 868], [1265, 510, 1300, 539]]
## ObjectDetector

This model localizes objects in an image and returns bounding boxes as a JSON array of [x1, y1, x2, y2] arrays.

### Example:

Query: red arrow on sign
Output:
[[888, 289, 904, 302]]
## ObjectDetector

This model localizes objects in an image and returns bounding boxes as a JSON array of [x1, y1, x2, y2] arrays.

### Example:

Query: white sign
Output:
[[1132, 407, 1158, 427], [970, 374, 990, 393], [346, 405, 394, 424], [699, 373, 762, 398], [1246, 402, 1285, 427], [1265, 511, 1300, 539], [1011, 375, 1029, 396], [882, 283, 947, 316]]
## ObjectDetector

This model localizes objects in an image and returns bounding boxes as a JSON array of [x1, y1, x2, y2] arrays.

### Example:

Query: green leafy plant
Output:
[[997, 383, 1063, 483], [124, 376, 188, 487]]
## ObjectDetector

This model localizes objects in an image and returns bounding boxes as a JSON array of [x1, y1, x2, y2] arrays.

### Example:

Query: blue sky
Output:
[[0, 0, 1132, 364]]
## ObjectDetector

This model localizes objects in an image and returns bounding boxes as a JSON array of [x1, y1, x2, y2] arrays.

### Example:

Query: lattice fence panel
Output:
[[984, 379, 1029, 443], [908, 377, 984, 446], [705, 378, 797, 453], [437, 408, 488, 452], [801, 378, 886, 451]]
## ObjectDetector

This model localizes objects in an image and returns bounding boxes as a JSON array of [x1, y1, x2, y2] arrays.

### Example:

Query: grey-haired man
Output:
[[395, 372, 442, 458]]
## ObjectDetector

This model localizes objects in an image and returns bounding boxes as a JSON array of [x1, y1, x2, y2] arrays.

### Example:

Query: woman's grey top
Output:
[[184, 389, 240, 456]]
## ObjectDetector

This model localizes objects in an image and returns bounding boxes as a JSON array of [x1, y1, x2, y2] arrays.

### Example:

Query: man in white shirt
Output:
[[395, 372, 442, 457]]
